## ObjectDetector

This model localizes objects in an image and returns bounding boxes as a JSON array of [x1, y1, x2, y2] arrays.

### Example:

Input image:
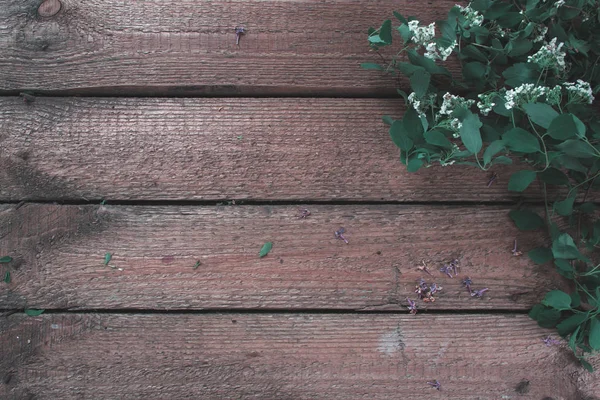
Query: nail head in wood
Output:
[[38, 0, 62, 18]]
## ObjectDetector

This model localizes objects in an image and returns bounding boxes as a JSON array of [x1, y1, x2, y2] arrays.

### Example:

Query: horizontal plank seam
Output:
[[1, 308, 531, 315], [3, 91, 403, 99], [0, 199, 544, 207]]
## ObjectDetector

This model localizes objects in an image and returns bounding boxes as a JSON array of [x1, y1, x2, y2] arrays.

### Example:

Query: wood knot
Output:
[[38, 0, 62, 18]]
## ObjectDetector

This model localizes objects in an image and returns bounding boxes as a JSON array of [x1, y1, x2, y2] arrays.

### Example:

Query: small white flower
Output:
[[455, 3, 484, 27], [563, 80, 595, 104], [527, 37, 567, 72], [439, 92, 475, 116], [424, 40, 457, 61], [408, 20, 436, 46]]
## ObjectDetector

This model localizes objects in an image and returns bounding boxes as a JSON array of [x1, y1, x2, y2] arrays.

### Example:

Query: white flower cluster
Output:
[[554, 0, 565, 8], [504, 84, 549, 110], [408, 20, 436, 46], [425, 40, 457, 61], [476, 93, 496, 116], [455, 3, 484, 27], [532, 25, 548, 43], [563, 80, 595, 104], [527, 38, 567, 71], [439, 92, 475, 116], [408, 92, 437, 117]]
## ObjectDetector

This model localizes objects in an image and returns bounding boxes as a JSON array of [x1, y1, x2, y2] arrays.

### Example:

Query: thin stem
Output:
[[527, 116, 550, 171], [567, 172, 600, 199]]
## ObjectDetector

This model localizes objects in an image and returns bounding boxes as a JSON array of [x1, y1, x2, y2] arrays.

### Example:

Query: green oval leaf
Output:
[[503, 127, 541, 153], [541, 290, 572, 310], [483, 140, 505, 166], [590, 317, 600, 350], [529, 304, 562, 328], [557, 312, 588, 336], [360, 63, 384, 71], [410, 69, 431, 98], [459, 111, 483, 154], [523, 103, 559, 129], [554, 196, 576, 216], [24, 309, 45, 317], [528, 247, 553, 264], [0, 256, 12, 263], [508, 170, 536, 192], [552, 233, 582, 260], [424, 130, 452, 149], [554, 258, 575, 279], [104, 253, 112, 265], [259, 242, 273, 258], [389, 121, 414, 151], [509, 209, 544, 231], [3, 271, 10, 284], [537, 168, 570, 186], [547, 113, 584, 140], [556, 140, 598, 158]]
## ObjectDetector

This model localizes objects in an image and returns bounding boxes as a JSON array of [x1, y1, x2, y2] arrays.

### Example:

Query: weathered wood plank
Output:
[[0, 0, 460, 96], [0, 203, 559, 310], [0, 97, 537, 202], [1, 313, 596, 399]]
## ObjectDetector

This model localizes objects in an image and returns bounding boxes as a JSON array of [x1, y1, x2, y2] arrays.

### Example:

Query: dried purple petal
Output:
[[406, 297, 418, 314], [543, 336, 561, 346], [471, 288, 489, 298], [429, 283, 442, 295], [512, 239, 523, 256], [427, 380, 441, 390], [298, 208, 311, 219], [440, 265, 453, 278], [334, 227, 349, 244], [235, 27, 246, 45], [487, 172, 498, 187]]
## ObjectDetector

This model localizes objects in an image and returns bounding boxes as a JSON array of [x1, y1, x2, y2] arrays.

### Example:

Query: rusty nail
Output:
[[38, 0, 62, 18]]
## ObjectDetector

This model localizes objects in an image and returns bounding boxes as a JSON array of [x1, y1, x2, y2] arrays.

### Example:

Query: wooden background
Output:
[[0, 0, 598, 398]]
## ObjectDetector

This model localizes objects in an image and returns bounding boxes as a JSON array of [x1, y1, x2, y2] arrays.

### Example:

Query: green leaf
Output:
[[471, 0, 491, 11], [580, 358, 594, 373], [554, 196, 575, 216], [3, 271, 10, 284], [360, 63, 384, 71], [555, 259, 575, 279], [393, 11, 407, 24], [0, 256, 12, 263], [410, 69, 431, 98], [492, 156, 513, 165], [193, 261, 201, 270], [397, 63, 424, 77], [483, 140, 505, 166], [463, 62, 486, 81], [552, 233, 581, 260], [547, 114, 585, 140], [557, 312, 589, 336], [528, 247, 553, 264], [389, 121, 414, 151], [459, 111, 483, 154], [508, 170, 536, 192], [259, 242, 273, 258], [104, 253, 112, 265], [508, 38, 533, 57], [407, 157, 424, 172], [537, 168, 570, 186], [24, 309, 45, 317], [407, 49, 451, 76], [509, 209, 544, 230], [424, 130, 452, 149], [502, 127, 540, 153], [590, 317, 600, 350], [556, 140, 598, 158], [542, 290, 572, 310], [569, 325, 581, 352], [570, 292, 581, 308], [382, 115, 394, 126], [529, 304, 562, 328], [502, 63, 537, 87], [523, 103, 559, 129], [368, 20, 393, 45], [579, 203, 596, 214]]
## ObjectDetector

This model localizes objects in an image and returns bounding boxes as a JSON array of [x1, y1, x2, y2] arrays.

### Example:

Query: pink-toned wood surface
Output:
[[0, 0, 461, 96], [0, 203, 558, 311], [0, 96, 541, 202], [1, 313, 597, 400]]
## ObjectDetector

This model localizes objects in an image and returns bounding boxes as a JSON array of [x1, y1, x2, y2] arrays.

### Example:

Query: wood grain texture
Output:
[[0, 96, 540, 202], [0, 0, 461, 96], [0, 203, 561, 310], [1, 313, 597, 400]]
